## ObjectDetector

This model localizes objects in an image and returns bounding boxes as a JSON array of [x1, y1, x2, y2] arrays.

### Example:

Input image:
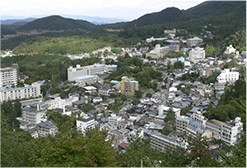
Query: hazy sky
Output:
[[1, 0, 206, 20]]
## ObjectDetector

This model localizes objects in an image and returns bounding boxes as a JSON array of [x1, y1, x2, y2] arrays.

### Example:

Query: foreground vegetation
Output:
[[1, 100, 246, 167]]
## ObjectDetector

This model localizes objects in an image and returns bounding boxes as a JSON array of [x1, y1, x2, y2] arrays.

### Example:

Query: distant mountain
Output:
[[17, 15, 99, 31], [129, 7, 183, 27], [60, 14, 127, 25], [104, 1, 245, 29], [1, 18, 36, 25]]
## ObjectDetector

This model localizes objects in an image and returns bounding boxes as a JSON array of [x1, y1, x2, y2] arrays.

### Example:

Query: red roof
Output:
[[119, 142, 130, 150]]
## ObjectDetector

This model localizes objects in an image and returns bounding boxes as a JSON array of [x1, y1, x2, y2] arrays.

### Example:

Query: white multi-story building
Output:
[[222, 117, 243, 146], [109, 113, 123, 128], [150, 133, 187, 152], [217, 69, 239, 84], [75, 75, 99, 87], [189, 47, 205, 63], [158, 105, 181, 118], [191, 111, 208, 129], [176, 115, 190, 133], [186, 120, 204, 138], [37, 120, 58, 137], [67, 64, 117, 82], [48, 95, 79, 110], [206, 119, 224, 140], [0, 67, 17, 87], [76, 116, 96, 134], [0, 82, 41, 102], [17, 102, 47, 130]]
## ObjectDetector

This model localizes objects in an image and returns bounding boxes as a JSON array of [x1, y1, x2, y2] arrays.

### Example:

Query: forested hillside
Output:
[[1, 1, 245, 52], [17, 15, 99, 31]]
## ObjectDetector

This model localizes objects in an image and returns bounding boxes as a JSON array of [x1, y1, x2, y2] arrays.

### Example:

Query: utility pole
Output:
[[141, 159, 143, 168]]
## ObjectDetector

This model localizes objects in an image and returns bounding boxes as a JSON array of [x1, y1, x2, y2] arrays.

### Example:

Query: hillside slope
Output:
[[17, 15, 99, 32]]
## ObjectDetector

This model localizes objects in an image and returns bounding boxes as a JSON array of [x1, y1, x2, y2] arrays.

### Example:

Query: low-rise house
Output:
[[93, 96, 103, 103], [83, 86, 97, 94], [98, 85, 112, 96], [200, 66, 213, 77], [72, 98, 88, 108]]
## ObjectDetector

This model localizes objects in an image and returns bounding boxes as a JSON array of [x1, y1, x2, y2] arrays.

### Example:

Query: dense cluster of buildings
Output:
[[1, 27, 245, 158]]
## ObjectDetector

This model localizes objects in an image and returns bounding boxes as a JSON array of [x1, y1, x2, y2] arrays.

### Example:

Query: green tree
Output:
[[174, 61, 184, 69], [205, 44, 215, 57], [28, 129, 117, 167], [219, 134, 246, 167], [187, 135, 221, 167]]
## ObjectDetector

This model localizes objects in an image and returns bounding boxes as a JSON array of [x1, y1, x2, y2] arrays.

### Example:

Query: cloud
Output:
[[0, 0, 205, 19]]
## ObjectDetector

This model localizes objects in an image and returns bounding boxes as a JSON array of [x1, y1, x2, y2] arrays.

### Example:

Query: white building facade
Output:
[[37, 120, 58, 137], [0, 82, 41, 102], [217, 69, 239, 84], [0, 67, 17, 87], [67, 64, 117, 82], [109, 113, 123, 128], [189, 47, 205, 63], [150, 133, 187, 152], [222, 117, 243, 146], [76, 117, 96, 134], [17, 102, 47, 130], [176, 115, 190, 133]]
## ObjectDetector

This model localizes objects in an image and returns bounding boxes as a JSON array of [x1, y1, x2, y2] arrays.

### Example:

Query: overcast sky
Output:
[[1, 0, 206, 20]]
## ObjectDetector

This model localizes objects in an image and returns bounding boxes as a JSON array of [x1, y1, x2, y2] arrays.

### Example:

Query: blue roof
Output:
[[188, 125, 203, 134], [166, 40, 180, 43], [76, 75, 97, 80], [151, 134, 187, 149], [155, 114, 167, 120], [187, 36, 202, 41], [110, 80, 120, 84], [189, 121, 201, 127], [150, 50, 157, 54], [201, 101, 209, 106], [105, 64, 117, 68], [135, 109, 142, 113], [160, 46, 169, 49]]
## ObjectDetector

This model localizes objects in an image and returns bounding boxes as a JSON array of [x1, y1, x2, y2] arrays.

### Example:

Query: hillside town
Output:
[[1, 27, 246, 162]]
